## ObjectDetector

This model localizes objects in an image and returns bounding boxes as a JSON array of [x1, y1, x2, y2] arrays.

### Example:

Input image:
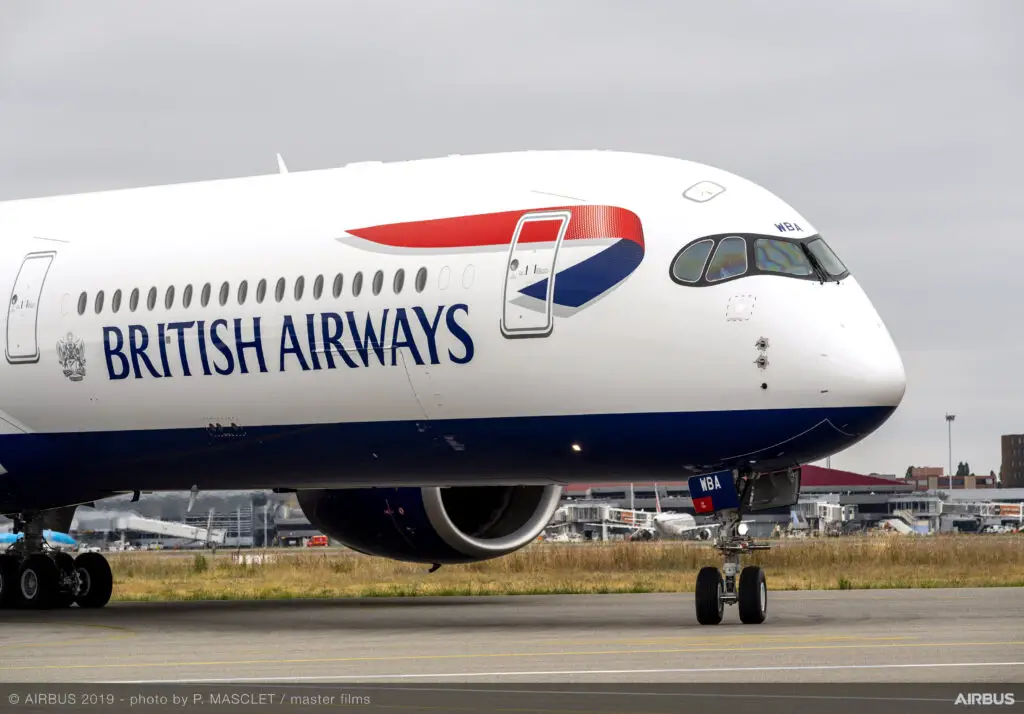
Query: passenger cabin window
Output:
[[130, 288, 140, 312], [393, 268, 405, 294], [112, 289, 122, 313], [294, 276, 305, 301], [77, 292, 87, 316], [147, 287, 157, 311], [274, 278, 285, 302], [352, 271, 363, 297], [705, 237, 748, 282], [671, 239, 714, 283], [415, 267, 427, 293], [332, 273, 343, 298], [201, 283, 211, 307], [94, 291, 104, 314], [256, 279, 267, 304], [183, 284, 193, 308], [372, 270, 383, 296], [219, 282, 230, 306], [238, 280, 248, 305], [313, 274, 324, 300], [754, 239, 814, 277], [164, 286, 175, 309]]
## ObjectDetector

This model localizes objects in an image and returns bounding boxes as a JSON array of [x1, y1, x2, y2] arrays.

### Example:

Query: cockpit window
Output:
[[755, 239, 814, 277], [805, 238, 847, 278], [669, 232, 848, 288], [705, 236, 747, 282], [670, 239, 714, 283]]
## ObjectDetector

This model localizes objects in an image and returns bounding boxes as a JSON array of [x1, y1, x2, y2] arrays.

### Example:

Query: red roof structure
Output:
[[564, 465, 912, 496], [799, 465, 909, 491]]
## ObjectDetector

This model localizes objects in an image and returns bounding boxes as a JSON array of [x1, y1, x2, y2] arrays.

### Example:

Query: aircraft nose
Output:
[[827, 326, 906, 407], [821, 280, 906, 426]]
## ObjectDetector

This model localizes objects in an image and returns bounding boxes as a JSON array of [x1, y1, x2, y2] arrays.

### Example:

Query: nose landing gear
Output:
[[0, 513, 113, 609], [689, 470, 774, 626]]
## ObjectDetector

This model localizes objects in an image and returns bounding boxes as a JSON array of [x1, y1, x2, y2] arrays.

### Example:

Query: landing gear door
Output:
[[7, 252, 55, 364], [500, 210, 571, 339], [745, 467, 802, 512]]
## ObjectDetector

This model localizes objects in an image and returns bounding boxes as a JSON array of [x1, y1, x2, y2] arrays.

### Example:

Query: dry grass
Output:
[[107, 535, 1024, 602]]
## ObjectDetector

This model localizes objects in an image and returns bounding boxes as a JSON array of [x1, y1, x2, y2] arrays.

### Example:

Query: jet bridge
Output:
[[545, 502, 657, 540], [109, 514, 227, 545]]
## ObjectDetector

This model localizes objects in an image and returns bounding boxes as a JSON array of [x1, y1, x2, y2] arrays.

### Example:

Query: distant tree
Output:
[[905, 465, 914, 479]]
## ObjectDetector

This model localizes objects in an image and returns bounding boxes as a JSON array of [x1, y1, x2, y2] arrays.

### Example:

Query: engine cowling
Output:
[[296, 485, 563, 564]]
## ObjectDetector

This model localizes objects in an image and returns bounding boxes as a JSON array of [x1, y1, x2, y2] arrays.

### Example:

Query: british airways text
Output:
[[102, 304, 474, 380]]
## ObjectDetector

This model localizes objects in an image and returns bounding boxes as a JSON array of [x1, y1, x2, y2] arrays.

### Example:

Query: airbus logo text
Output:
[[101, 304, 474, 380], [954, 693, 1015, 706]]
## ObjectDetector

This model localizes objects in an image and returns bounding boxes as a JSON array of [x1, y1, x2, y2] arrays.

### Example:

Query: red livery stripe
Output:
[[346, 205, 643, 250]]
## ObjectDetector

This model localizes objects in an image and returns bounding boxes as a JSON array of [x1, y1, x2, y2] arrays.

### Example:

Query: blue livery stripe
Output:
[[519, 239, 644, 308]]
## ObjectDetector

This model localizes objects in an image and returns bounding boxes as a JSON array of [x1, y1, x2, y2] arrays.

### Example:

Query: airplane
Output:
[[651, 485, 716, 541], [0, 149, 905, 623], [0, 530, 77, 548]]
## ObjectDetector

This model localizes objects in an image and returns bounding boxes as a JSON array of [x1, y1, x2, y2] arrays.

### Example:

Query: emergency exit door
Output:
[[7, 252, 55, 364], [500, 210, 570, 338]]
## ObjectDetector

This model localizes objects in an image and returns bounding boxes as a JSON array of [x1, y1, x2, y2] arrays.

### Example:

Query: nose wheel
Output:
[[694, 554, 769, 625], [695, 566, 725, 625], [690, 478, 771, 625], [738, 564, 768, 624]]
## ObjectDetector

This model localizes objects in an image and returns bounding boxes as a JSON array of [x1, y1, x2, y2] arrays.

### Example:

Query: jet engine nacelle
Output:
[[296, 485, 563, 564], [695, 528, 713, 541]]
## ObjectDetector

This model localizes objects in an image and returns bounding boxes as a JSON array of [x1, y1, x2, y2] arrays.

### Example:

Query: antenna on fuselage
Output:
[[276, 153, 288, 174]]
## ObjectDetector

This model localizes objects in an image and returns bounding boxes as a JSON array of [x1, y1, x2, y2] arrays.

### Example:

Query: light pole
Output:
[[945, 413, 956, 490]]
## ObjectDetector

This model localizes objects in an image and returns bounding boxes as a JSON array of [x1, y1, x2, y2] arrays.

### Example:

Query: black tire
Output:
[[738, 565, 767, 624], [74, 553, 113, 609], [695, 566, 724, 625], [0, 554, 19, 608], [18, 554, 59, 609]]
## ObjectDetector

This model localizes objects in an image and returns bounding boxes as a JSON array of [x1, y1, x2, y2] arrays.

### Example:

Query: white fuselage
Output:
[[0, 151, 905, 513]]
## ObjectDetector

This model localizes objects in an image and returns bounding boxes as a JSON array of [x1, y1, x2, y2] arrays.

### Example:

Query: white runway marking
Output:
[[106, 660, 1024, 685]]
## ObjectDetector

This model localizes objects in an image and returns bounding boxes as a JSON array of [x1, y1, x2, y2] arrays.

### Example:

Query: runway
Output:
[[0, 588, 1021, 684]]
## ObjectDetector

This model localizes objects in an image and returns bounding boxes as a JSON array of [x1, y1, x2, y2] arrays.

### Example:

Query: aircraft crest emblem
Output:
[[56, 332, 86, 382]]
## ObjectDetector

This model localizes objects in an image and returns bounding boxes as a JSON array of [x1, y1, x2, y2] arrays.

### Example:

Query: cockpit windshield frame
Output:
[[668, 232, 849, 287]]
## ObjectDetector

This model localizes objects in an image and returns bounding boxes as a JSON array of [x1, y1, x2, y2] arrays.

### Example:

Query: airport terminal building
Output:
[[2, 466, 1020, 548], [560, 466, 1023, 538]]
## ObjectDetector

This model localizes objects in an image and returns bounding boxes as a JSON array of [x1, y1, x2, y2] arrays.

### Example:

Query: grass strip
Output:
[[105, 534, 1024, 602]]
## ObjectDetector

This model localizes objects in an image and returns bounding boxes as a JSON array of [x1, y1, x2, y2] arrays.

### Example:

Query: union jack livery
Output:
[[347, 204, 645, 318]]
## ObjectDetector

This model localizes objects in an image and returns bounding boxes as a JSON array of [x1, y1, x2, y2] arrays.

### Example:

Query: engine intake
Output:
[[297, 485, 563, 564]]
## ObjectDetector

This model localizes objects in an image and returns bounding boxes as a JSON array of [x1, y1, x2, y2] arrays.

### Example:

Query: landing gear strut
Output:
[[0, 513, 113, 609], [693, 471, 771, 625]]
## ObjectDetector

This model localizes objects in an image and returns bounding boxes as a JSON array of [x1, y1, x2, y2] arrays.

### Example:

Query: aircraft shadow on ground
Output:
[[0, 594, 863, 633]]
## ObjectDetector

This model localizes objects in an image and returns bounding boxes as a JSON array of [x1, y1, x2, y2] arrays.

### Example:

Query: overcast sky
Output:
[[1, 1, 1021, 478]]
